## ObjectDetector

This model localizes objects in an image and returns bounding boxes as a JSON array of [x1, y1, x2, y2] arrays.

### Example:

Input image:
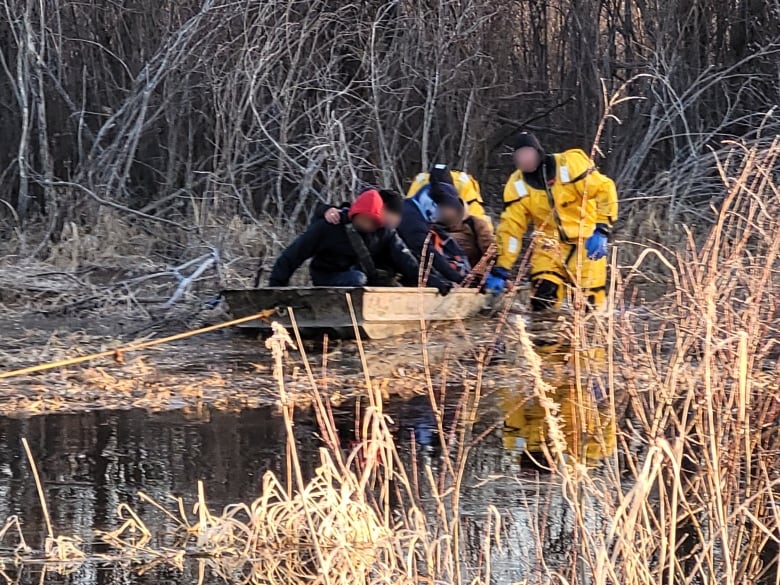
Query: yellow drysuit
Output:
[[496, 149, 618, 309], [406, 170, 491, 225]]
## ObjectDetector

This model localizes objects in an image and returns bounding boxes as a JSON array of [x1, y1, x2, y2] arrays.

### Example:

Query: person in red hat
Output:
[[321, 189, 405, 230], [268, 190, 451, 293]]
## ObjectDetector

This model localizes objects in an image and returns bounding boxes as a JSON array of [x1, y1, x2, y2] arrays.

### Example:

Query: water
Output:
[[0, 384, 614, 584], [0, 404, 461, 582], [0, 316, 616, 584]]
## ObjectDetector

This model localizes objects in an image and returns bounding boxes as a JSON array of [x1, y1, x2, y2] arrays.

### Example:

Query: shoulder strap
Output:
[[542, 165, 572, 244], [345, 224, 378, 282], [569, 168, 594, 183], [465, 216, 477, 233]]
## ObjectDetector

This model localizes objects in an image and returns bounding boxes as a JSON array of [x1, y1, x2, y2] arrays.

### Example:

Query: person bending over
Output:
[[397, 177, 471, 286], [486, 132, 618, 311], [268, 189, 450, 294]]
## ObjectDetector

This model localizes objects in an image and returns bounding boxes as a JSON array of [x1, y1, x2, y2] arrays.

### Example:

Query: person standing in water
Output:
[[486, 132, 618, 311]]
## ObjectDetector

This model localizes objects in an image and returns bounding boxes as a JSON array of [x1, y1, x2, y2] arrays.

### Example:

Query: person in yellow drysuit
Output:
[[485, 132, 618, 311], [406, 164, 491, 225]]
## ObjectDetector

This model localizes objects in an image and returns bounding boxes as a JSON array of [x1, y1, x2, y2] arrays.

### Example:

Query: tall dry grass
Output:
[[82, 134, 780, 585]]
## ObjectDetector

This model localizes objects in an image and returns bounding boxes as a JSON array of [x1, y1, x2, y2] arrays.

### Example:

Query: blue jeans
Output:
[[310, 267, 368, 287]]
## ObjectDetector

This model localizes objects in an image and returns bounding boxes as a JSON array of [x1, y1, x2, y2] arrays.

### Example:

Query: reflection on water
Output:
[[499, 347, 616, 465], [500, 385, 616, 464], [0, 407, 311, 546], [0, 346, 615, 584], [0, 400, 481, 584]]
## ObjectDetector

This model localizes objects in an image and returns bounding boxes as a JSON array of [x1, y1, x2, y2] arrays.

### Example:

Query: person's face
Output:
[[352, 214, 381, 233], [514, 146, 541, 173], [437, 205, 462, 227], [383, 210, 402, 230]]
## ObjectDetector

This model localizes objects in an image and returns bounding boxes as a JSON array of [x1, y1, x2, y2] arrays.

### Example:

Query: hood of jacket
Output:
[[348, 189, 385, 226], [410, 185, 438, 223]]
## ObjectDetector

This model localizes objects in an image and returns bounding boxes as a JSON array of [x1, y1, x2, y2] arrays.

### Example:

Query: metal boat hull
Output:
[[221, 287, 486, 339]]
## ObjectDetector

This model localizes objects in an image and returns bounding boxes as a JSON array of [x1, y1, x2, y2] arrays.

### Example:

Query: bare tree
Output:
[[0, 0, 776, 257]]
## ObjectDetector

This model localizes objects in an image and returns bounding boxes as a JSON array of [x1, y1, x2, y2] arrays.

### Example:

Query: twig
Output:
[[163, 255, 216, 308], [21, 438, 54, 540]]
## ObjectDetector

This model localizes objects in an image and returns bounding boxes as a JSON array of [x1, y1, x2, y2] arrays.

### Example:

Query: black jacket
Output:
[[269, 218, 424, 287], [397, 199, 466, 284]]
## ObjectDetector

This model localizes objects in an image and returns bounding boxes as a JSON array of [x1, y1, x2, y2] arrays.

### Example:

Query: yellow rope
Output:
[[0, 309, 276, 380]]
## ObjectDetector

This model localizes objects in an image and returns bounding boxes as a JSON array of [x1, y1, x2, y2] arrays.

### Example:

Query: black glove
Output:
[[437, 281, 452, 296]]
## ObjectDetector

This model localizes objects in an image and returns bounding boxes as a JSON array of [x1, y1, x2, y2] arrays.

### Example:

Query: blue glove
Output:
[[592, 379, 608, 407], [585, 225, 610, 260], [485, 267, 511, 296]]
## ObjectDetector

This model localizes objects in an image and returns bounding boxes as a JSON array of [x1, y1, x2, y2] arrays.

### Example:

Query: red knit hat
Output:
[[348, 189, 385, 227]]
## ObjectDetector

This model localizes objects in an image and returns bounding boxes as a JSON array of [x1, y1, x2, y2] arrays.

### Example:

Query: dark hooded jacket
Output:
[[398, 191, 468, 284], [270, 217, 429, 286]]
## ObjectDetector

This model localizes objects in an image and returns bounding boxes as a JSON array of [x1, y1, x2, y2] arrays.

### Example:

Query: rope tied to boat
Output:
[[0, 309, 276, 380]]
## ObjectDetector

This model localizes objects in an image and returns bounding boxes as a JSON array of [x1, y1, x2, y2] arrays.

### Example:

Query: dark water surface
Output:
[[0, 396, 563, 584], [0, 333, 613, 585], [0, 407, 300, 583]]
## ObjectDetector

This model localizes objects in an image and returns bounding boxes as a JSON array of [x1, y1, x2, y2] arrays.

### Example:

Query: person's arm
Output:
[[387, 232, 422, 284], [425, 270, 452, 294], [312, 202, 331, 218], [268, 222, 325, 286], [387, 232, 451, 293], [474, 216, 496, 257], [399, 207, 465, 283], [314, 202, 350, 225], [495, 182, 532, 271], [397, 213, 428, 258], [457, 173, 492, 226], [587, 169, 618, 228], [567, 150, 618, 229], [428, 239, 467, 283]]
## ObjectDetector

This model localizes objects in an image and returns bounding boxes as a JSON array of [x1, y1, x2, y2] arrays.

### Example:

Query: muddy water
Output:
[[0, 392, 614, 584], [0, 315, 615, 584]]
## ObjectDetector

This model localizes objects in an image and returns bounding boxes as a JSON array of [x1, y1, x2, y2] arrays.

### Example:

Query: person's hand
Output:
[[484, 267, 510, 296], [585, 224, 610, 260], [324, 207, 341, 224], [436, 281, 452, 296]]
